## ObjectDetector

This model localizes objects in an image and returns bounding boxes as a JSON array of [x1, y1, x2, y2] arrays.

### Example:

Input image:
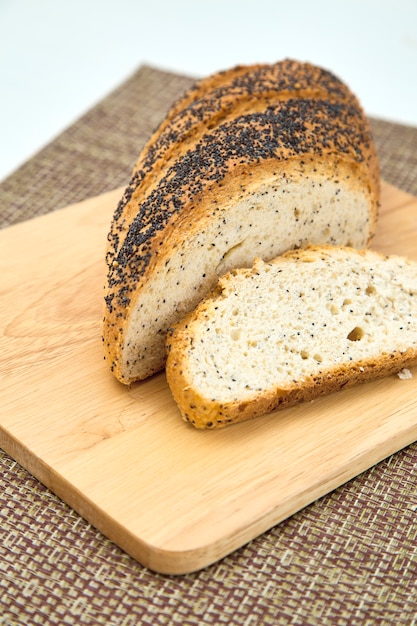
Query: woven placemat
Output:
[[1, 65, 417, 626]]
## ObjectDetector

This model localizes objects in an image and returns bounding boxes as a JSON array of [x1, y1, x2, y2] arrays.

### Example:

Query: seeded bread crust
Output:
[[103, 60, 380, 383], [165, 246, 417, 429], [107, 59, 371, 260]]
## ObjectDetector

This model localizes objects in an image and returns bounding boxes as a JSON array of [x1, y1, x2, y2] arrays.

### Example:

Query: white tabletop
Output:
[[1, 0, 417, 184]]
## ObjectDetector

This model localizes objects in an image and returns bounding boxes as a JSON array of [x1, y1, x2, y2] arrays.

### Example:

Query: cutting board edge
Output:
[[95, 418, 417, 575], [2, 408, 416, 576]]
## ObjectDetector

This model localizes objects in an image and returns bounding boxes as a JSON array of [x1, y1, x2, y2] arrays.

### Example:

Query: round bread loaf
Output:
[[103, 59, 380, 383]]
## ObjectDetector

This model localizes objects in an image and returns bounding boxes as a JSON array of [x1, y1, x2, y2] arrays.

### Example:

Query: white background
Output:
[[1, 0, 417, 182]]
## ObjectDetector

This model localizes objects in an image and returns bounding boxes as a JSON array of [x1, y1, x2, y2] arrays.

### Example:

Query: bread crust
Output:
[[166, 346, 417, 429], [107, 59, 375, 260], [103, 60, 380, 383]]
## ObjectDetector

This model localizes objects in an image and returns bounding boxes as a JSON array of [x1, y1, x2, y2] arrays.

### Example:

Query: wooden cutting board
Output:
[[1, 181, 417, 575]]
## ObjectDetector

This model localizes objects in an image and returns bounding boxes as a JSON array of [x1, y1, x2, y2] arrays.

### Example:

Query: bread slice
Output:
[[165, 245, 417, 429], [103, 59, 380, 384]]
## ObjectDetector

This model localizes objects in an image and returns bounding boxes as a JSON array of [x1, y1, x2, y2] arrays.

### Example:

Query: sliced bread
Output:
[[165, 245, 417, 428], [103, 60, 380, 383]]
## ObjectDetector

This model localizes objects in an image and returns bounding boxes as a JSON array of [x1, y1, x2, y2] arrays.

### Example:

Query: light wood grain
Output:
[[1, 182, 416, 574]]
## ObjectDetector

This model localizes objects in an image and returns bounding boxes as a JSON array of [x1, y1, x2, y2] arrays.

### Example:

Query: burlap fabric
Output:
[[1, 65, 417, 626]]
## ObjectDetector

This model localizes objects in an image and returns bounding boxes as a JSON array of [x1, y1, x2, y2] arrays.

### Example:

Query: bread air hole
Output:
[[300, 350, 322, 362], [347, 326, 364, 341], [230, 328, 242, 341]]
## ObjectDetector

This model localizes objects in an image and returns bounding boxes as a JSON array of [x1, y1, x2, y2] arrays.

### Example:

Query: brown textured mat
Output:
[[1, 64, 417, 625]]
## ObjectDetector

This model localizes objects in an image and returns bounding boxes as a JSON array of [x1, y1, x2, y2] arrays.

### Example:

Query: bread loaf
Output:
[[165, 245, 417, 429], [103, 59, 380, 383]]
